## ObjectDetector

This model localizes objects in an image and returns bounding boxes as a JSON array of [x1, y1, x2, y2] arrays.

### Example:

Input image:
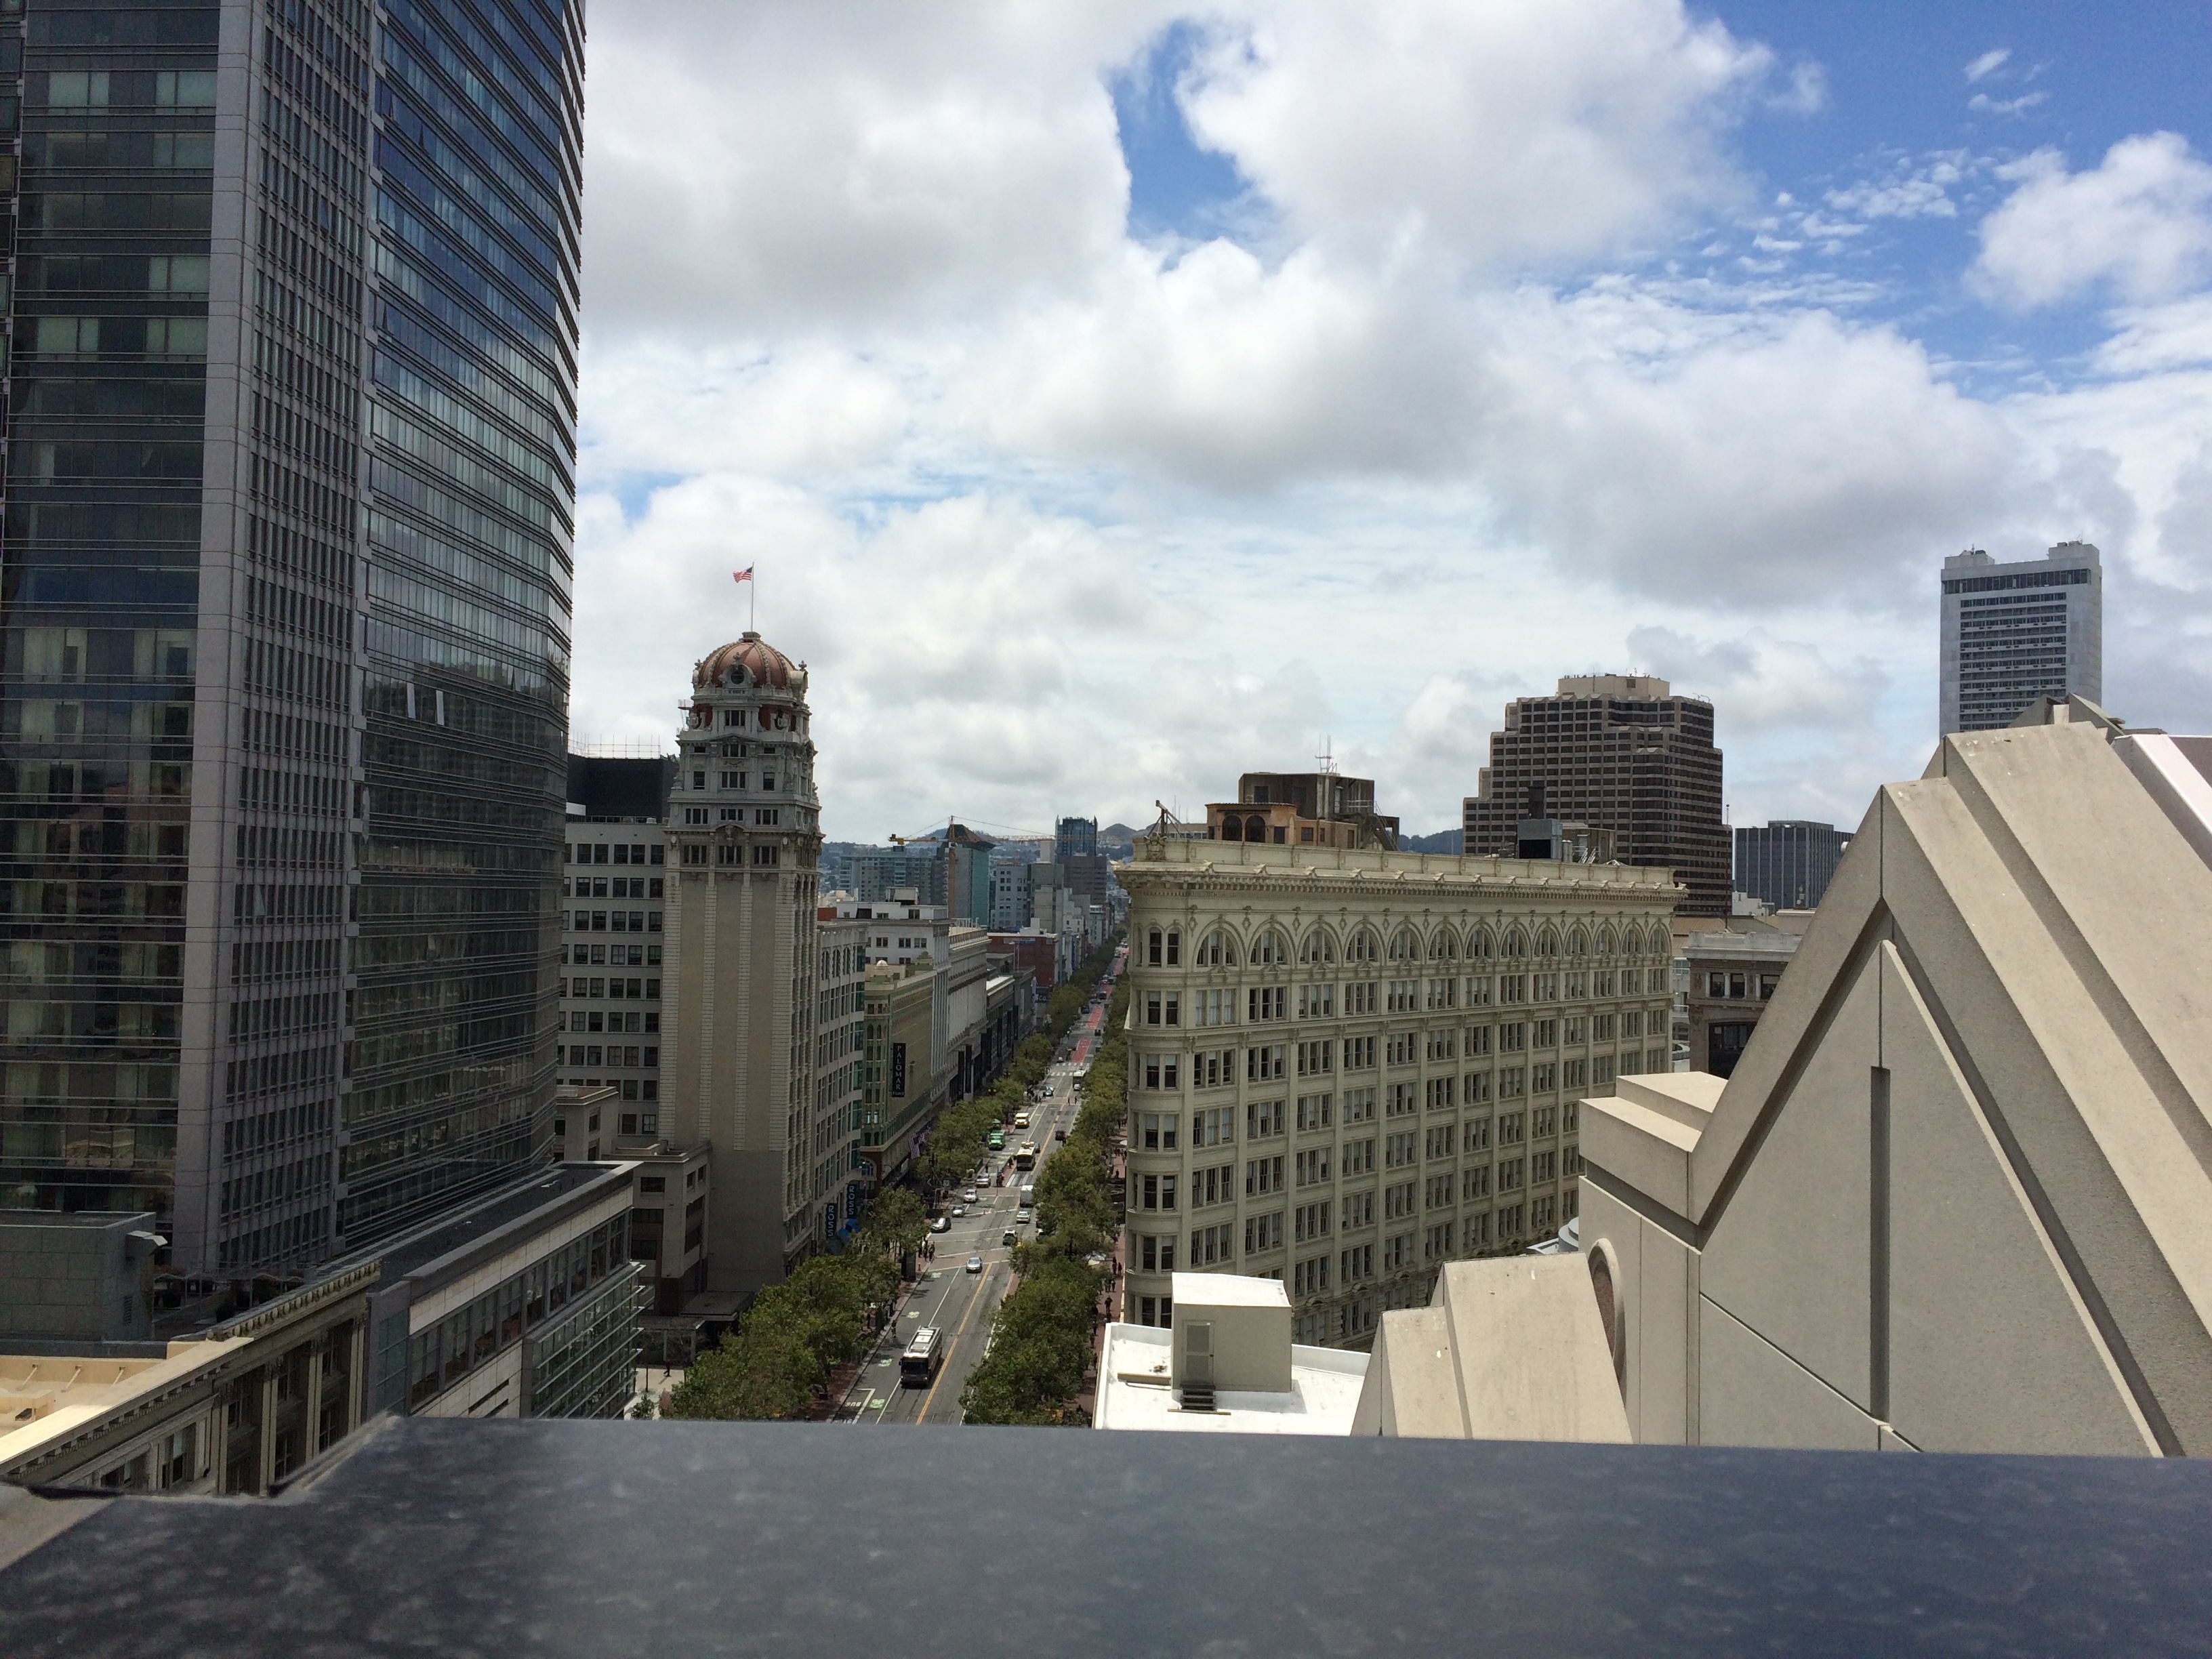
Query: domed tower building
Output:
[[662, 632, 827, 1295]]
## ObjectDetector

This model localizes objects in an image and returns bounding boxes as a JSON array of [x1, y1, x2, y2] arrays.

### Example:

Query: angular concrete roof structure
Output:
[[1349, 1256, 1631, 1441], [1577, 703, 2212, 1455]]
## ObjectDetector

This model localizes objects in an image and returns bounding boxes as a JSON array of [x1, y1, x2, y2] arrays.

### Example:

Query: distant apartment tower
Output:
[[1733, 821, 1849, 912], [1464, 676, 1728, 917], [0, 2, 586, 1278], [559, 757, 673, 1126], [661, 634, 827, 1296], [1940, 542, 2103, 734]]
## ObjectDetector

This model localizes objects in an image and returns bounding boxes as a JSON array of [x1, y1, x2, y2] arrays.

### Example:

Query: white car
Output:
[[961, 1187, 979, 1204], [929, 1216, 949, 1233], [965, 1255, 984, 1275]]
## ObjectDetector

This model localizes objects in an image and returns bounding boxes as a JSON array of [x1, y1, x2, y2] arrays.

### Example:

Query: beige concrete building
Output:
[[660, 634, 826, 1297], [1, 1262, 375, 1495], [1362, 701, 2212, 1456], [1118, 832, 1681, 1345]]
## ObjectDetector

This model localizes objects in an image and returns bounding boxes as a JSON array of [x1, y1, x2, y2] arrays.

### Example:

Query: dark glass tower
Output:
[[0, 0, 583, 1281]]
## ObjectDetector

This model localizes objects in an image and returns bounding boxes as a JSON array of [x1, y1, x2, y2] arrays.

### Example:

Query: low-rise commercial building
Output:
[[1206, 770, 1400, 850], [363, 1163, 645, 1425], [1, 1262, 378, 1495], [1683, 925, 1802, 1078], [1119, 829, 1681, 1347]]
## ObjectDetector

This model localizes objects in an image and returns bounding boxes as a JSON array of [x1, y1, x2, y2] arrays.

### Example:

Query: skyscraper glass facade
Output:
[[348, 0, 580, 1244], [0, 0, 581, 1279]]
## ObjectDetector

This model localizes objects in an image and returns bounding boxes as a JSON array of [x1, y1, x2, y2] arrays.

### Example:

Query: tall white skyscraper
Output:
[[1940, 542, 2104, 735]]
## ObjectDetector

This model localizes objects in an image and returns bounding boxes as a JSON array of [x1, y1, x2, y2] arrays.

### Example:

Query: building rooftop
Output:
[[691, 631, 800, 693], [5, 1418, 2210, 1653], [1095, 1324, 1369, 1433], [328, 1164, 630, 1288], [1121, 831, 1681, 895]]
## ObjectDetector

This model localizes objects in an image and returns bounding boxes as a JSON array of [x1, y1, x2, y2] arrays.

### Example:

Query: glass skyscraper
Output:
[[0, 0, 583, 1282]]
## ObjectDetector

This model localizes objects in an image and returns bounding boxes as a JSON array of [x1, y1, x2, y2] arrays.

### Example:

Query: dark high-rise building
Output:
[[0, 0, 585, 1280], [1463, 675, 1727, 916], [1054, 815, 1097, 859], [1733, 820, 1849, 912]]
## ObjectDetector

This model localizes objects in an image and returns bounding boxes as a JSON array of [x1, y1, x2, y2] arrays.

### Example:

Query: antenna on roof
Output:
[[1316, 735, 1336, 775]]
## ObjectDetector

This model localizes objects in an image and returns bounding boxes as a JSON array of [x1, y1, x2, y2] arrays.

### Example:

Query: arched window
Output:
[[1197, 929, 1236, 967], [1252, 929, 1285, 966], [1347, 929, 1376, 963], [1650, 924, 1670, 956], [1536, 927, 1559, 959], [1166, 930, 1180, 966], [1594, 926, 1614, 956], [1221, 817, 1243, 842], [1431, 929, 1457, 961], [1299, 928, 1335, 965], [1389, 928, 1416, 962], [1245, 815, 1267, 844], [1469, 929, 1494, 960], [1147, 928, 1164, 967], [1504, 928, 1528, 959], [1567, 927, 1588, 957]]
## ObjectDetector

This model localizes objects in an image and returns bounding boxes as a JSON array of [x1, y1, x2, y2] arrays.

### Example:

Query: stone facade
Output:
[[1119, 835, 1680, 1347], [659, 634, 825, 1297]]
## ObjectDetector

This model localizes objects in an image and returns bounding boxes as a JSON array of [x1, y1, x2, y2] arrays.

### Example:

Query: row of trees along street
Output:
[[662, 934, 1124, 1421], [918, 934, 1124, 1200], [662, 1187, 926, 1420], [960, 966, 1130, 1426]]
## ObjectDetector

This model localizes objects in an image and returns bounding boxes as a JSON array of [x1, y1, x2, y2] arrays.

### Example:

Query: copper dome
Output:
[[693, 633, 798, 693]]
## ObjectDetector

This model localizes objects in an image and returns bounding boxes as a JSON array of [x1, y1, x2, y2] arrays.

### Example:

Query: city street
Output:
[[841, 990, 1114, 1424]]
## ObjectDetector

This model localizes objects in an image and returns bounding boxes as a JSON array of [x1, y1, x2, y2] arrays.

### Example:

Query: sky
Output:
[[565, 1, 2212, 842]]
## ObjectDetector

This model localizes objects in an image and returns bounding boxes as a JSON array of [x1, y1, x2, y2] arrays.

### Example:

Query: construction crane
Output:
[[887, 815, 1055, 848]]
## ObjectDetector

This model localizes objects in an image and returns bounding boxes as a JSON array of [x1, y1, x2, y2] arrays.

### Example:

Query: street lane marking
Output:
[[918, 1260, 1000, 1423]]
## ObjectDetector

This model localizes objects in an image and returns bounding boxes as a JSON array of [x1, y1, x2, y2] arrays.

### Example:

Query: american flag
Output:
[[733, 566, 755, 584]]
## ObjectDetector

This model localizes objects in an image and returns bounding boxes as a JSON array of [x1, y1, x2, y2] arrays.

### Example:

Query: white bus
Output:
[[900, 1327, 943, 1388]]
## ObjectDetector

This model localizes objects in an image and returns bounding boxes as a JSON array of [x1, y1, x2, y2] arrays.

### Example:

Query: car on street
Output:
[[1054, 1129, 1067, 1142], [965, 1255, 983, 1274], [949, 1204, 966, 1218], [929, 1216, 949, 1233], [962, 1187, 978, 1203], [1002, 1229, 1017, 1246]]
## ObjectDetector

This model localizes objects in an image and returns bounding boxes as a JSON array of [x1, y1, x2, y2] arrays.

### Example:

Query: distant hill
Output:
[[1101, 823, 1139, 841], [1399, 830, 1465, 855]]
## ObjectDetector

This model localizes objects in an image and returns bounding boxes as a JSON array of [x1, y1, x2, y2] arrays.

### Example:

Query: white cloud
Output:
[[562, 3, 2212, 845], [1969, 89, 2047, 117], [1972, 134, 2212, 309], [1826, 152, 1968, 220], [1174, 0, 1769, 270], [1471, 302, 2011, 604], [578, 2, 1172, 339], [2093, 296, 2212, 375], [1964, 47, 2011, 83]]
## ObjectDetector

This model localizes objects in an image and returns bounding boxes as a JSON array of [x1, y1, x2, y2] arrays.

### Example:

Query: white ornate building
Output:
[[659, 633, 837, 1296], [1118, 835, 1680, 1345]]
